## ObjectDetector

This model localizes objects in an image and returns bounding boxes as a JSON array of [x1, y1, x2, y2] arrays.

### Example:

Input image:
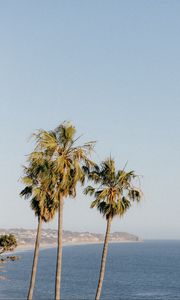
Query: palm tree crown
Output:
[[34, 122, 96, 198], [20, 154, 58, 222], [84, 157, 142, 219]]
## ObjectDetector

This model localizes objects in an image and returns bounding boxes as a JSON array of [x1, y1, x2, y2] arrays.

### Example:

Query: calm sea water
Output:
[[0, 241, 180, 300]]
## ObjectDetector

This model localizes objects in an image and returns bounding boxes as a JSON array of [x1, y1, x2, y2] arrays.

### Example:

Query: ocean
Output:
[[0, 241, 180, 300]]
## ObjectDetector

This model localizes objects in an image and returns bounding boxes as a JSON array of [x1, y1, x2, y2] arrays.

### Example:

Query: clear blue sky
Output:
[[0, 1, 180, 239]]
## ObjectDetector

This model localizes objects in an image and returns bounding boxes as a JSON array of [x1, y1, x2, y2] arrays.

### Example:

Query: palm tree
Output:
[[20, 153, 58, 300], [34, 122, 95, 300], [84, 158, 142, 300]]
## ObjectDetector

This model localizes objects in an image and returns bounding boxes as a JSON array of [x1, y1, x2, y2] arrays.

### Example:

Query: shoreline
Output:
[[12, 240, 142, 254]]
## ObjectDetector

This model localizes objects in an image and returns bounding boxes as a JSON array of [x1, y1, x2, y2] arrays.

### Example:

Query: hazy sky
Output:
[[0, 1, 180, 239]]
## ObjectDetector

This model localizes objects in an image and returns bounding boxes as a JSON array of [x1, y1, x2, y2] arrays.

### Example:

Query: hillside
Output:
[[0, 229, 141, 248]]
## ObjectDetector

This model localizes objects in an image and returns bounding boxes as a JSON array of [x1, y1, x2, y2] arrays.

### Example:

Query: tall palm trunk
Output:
[[55, 194, 64, 300], [95, 217, 112, 300], [27, 216, 42, 300]]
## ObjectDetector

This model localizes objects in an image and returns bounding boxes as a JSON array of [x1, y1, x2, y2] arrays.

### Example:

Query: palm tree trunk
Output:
[[95, 217, 112, 300], [55, 194, 64, 300], [27, 216, 42, 300]]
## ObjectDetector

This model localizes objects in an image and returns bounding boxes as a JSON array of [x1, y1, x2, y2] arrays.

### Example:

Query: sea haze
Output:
[[0, 241, 180, 300]]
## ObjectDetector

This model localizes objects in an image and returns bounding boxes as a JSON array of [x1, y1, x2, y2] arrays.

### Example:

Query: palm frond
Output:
[[20, 186, 32, 199], [55, 122, 76, 147], [21, 176, 33, 186], [90, 198, 102, 208], [128, 189, 142, 202], [84, 186, 95, 196], [35, 130, 58, 152]]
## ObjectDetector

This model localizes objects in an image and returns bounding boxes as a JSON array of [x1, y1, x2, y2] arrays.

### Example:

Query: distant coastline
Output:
[[0, 228, 142, 253]]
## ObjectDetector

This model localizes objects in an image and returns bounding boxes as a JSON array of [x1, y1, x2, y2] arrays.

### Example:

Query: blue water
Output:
[[0, 241, 180, 299]]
